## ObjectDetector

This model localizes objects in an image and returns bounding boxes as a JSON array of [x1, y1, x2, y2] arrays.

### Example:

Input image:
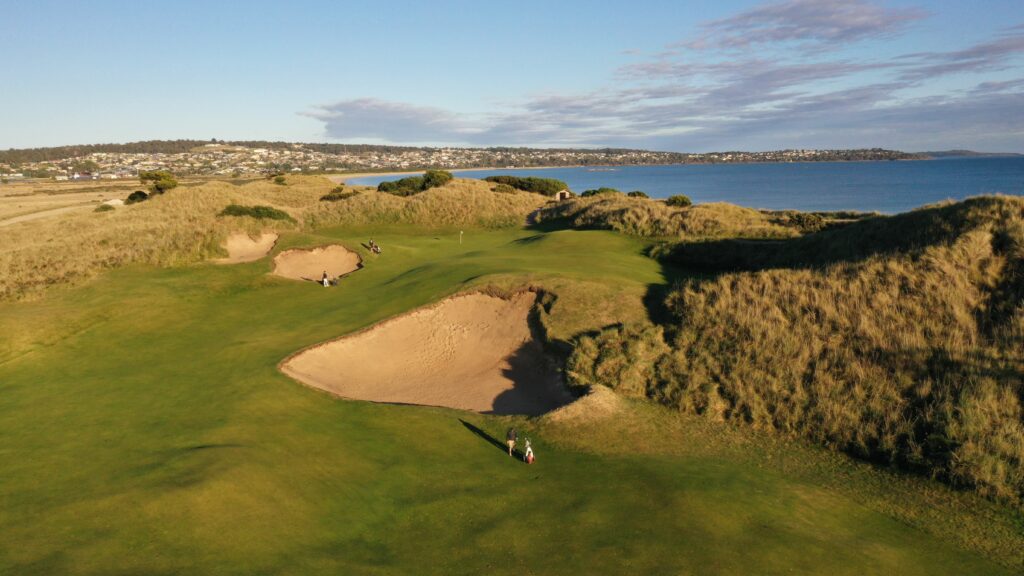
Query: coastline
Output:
[[327, 165, 578, 184], [327, 158, 938, 185]]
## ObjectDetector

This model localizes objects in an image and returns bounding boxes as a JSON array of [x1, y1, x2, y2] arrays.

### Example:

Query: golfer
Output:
[[506, 427, 517, 456]]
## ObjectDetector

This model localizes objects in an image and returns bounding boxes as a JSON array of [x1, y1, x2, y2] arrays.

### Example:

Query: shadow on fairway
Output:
[[459, 419, 523, 461]]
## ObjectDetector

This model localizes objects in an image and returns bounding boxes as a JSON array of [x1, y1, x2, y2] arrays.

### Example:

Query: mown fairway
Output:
[[0, 225, 1016, 575]]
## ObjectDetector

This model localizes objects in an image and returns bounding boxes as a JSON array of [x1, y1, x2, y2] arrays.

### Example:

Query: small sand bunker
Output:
[[216, 232, 278, 264], [272, 245, 361, 281], [281, 292, 571, 415]]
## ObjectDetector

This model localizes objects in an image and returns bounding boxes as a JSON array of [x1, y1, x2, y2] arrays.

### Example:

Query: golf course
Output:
[[1, 174, 1022, 575]]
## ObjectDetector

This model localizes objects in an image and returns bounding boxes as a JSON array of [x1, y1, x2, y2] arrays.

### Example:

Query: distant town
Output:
[[0, 140, 929, 180]]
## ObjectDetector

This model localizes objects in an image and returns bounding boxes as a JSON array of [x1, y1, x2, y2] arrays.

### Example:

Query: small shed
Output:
[[554, 190, 572, 201]]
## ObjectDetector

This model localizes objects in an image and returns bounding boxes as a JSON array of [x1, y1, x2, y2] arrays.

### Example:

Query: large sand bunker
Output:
[[272, 245, 361, 281], [281, 292, 571, 415], [215, 232, 278, 264]]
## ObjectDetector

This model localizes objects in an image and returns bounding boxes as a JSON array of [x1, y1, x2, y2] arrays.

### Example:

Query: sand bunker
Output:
[[215, 232, 278, 264], [281, 292, 571, 415], [272, 245, 361, 281]]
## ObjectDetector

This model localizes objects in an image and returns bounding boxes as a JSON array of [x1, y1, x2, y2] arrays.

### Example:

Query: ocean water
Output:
[[346, 157, 1024, 213]]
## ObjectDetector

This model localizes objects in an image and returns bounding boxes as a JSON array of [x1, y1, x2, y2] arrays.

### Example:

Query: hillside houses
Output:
[[0, 144, 922, 180]]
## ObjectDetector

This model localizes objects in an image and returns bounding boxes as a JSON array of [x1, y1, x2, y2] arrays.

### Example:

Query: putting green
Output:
[[0, 226, 1016, 575]]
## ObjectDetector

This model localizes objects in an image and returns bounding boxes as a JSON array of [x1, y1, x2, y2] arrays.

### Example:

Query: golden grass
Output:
[[570, 195, 1024, 504], [307, 178, 546, 230], [533, 194, 803, 239], [0, 177, 322, 300], [0, 176, 545, 301]]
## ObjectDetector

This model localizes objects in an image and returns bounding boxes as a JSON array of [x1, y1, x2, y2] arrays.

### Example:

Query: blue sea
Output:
[[346, 157, 1024, 214]]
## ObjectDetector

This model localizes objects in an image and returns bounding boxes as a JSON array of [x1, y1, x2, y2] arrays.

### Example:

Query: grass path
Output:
[[0, 226, 1017, 574]]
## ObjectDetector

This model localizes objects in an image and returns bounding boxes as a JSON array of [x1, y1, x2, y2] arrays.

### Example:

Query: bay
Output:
[[345, 157, 1024, 213]]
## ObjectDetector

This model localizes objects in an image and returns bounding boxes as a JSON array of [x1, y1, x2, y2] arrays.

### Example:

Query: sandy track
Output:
[[0, 203, 96, 228], [280, 292, 571, 415], [215, 232, 278, 264], [272, 245, 361, 281]]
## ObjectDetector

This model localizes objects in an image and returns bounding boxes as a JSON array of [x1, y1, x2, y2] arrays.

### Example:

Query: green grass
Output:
[[0, 226, 1019, 574]]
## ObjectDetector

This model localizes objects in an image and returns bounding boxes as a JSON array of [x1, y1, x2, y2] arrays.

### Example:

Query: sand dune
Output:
[[280, 292, 570, 415]]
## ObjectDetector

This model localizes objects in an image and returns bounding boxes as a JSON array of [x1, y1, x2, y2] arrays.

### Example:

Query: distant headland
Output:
[[0, 140, 1018, 179]]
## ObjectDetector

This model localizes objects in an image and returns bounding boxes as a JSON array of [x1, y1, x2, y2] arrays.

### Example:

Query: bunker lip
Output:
[[214, 232, 279, 264], [279, 290, 572, 416], [271, 244, 362, 282]]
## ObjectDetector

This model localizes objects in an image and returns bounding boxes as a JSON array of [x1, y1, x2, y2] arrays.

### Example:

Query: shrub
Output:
[[273, 175, 287, 185], [125, 190, 149, 204], [580, 188, 621, 197], [139, 170, 178, 194], [94, 204, 115, 213], [320, 187, 360, 202], [218, 204, 295, 222], [377, 170, 453, 196], [766, 210, 827, 233], [491, 183, 517, 194], [422, 169, 453, 189], [665, 194, 692, 207], [627, 190, 649, 198], [482, 176, 568, 196]]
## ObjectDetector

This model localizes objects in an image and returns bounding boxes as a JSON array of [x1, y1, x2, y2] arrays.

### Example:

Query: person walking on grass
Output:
[[506, 427, 517, 456], [321, 270, 329, 287]]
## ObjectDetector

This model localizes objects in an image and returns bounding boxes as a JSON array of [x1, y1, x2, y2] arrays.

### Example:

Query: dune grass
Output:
[[0, 222, 1021, 574], [532, 194, 812, 239], [574, 196, 1024, 504], [0, 177, 542, 301]]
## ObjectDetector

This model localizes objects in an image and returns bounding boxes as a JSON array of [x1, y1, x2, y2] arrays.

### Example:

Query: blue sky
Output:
[[1, 0, 1022, 151]]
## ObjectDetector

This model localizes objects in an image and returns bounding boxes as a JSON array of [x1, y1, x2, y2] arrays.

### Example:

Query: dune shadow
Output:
[[511, 233, 547, 245], [641, 259, 694, 327], [658, 200, 1007, 274], [490, 340, 571, 416], [525, 217, 573, 233], [182, 443, 245, 452]]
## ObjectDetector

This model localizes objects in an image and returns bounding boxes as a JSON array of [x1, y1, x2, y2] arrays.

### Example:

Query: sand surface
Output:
[[272, 245, 361, 281], [215, 232, 278, 264], [281, 292, 571, 415]]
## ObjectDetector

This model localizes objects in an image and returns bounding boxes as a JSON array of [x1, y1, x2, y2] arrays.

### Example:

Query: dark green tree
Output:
[[665, 194, 692, 207], [139, 170, 178, 194]]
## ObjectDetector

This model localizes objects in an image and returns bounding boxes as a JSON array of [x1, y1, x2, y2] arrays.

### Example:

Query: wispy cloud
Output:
[[897, 26, 1024, 80], [305, 2, 1024, 151], [303, 98, 474, 143], [683, 0, 927, 50]]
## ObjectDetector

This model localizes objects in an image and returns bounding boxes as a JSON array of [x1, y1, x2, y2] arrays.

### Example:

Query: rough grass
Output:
[[218, 204, 296, 221], [571, 195, 1024, 505], [0, 177, 542, 301], [308, 178, 545, 230], [0, 177, 322, 300], [532, 194, 804, 239]]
